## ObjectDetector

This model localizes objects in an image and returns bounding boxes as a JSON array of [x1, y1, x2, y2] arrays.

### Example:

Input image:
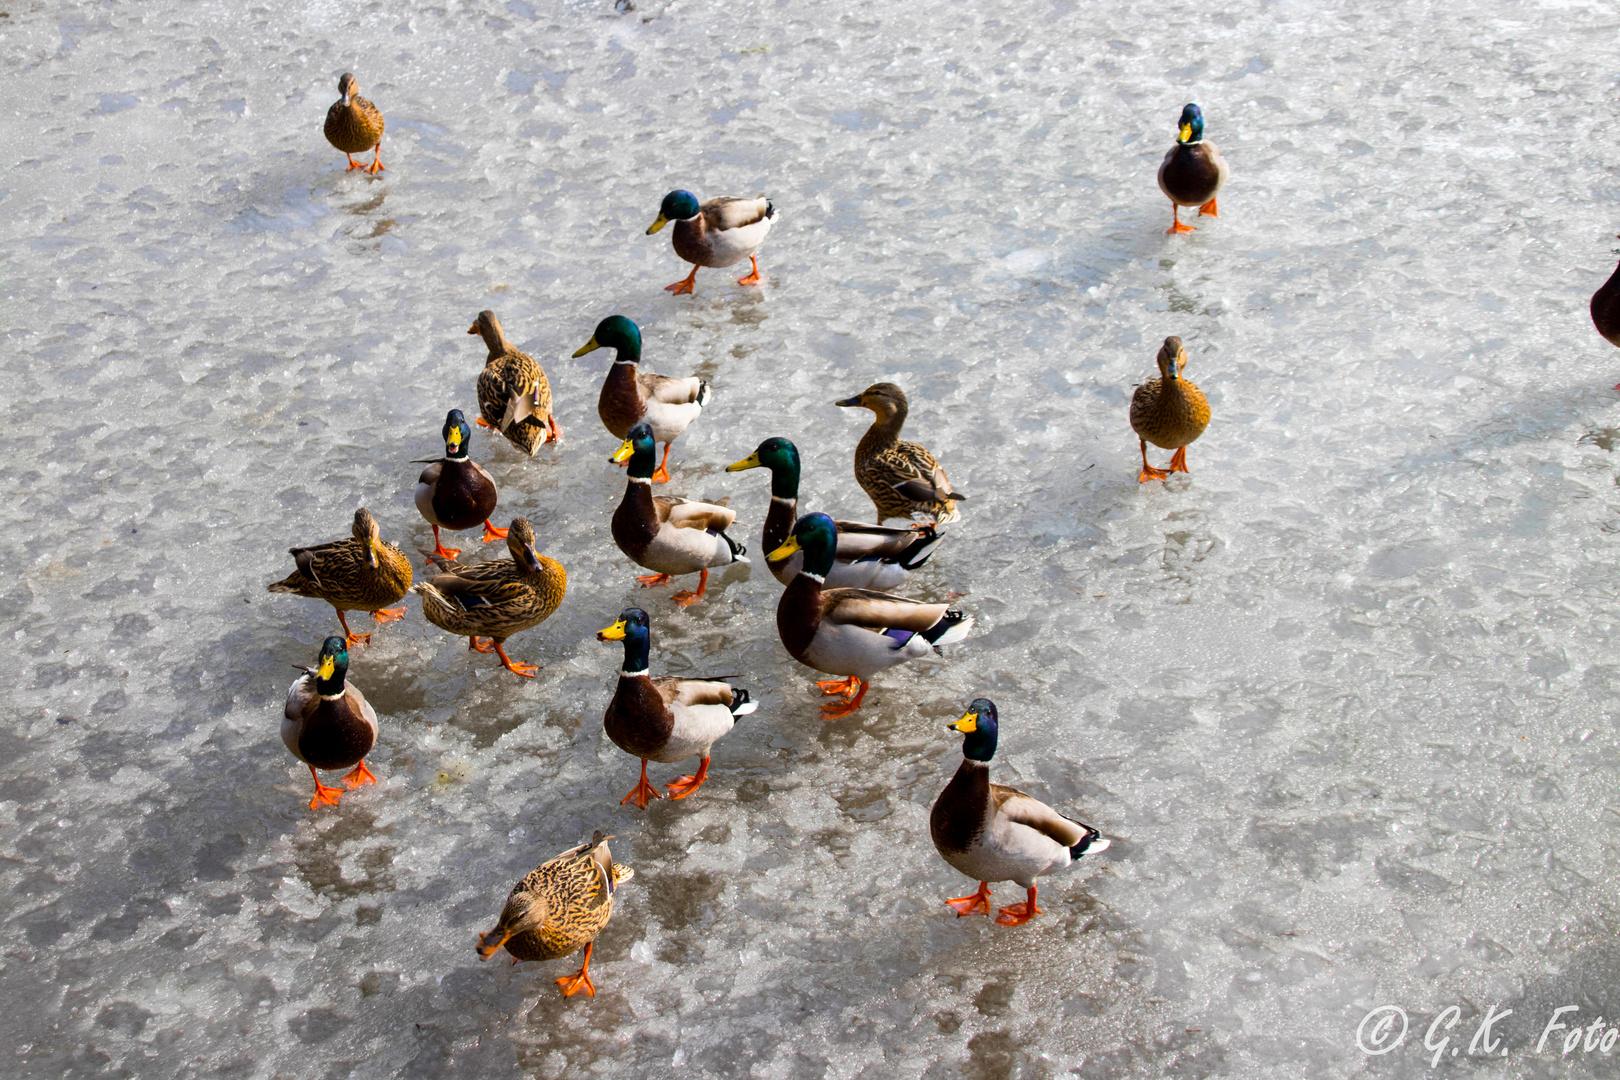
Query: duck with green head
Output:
[[727, 436, 945, 589], [413, 409, 507, 560], [770, 513, 973, 718], [1157, 103, 1228, 235], [573, 316, 708, 484], [597, 607, 756, 808], [282, 636, 380, 809], [610, 423, 747, 606], [646, 189, 778, 295], [929, 698, 1109, 926]]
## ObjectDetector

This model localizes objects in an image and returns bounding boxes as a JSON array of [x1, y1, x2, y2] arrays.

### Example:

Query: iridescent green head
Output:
[[948, 698, 999, 762], [572, 315, 642, 362], [313, 636, 350, 695], [441, 409, 471, 460], [1177, 103, 1205, 144], [768, 512, 837, 579], [647, 190, 701, 233], [726, 437, 802, 500], [610, 422, 658, 479]]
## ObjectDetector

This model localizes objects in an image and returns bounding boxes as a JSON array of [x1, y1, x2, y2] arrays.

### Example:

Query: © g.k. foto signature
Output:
[[1357, 1004, 1620, 1066]]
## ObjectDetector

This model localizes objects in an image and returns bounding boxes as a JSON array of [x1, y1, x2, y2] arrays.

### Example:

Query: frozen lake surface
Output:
[[5, 0, 1620, 1076]]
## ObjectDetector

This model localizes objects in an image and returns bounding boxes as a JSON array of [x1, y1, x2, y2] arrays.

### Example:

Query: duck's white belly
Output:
[[946, 819, 1072, 888], [643, 399, 703, 444], [649, 703, 735, 763], [704, 217, 773, 266], [802, 621, 930, 681], [640, 524, 736, 575], [414, 481, 441, 526]]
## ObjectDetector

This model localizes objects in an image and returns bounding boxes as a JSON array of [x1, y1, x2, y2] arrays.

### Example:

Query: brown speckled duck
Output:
[[323, 73, 385, 173], [477, 831, 634, 998], [267, 508, 412, 647], [574, 316, 708, 483], [413, 409, 507, 560], [471, 310, 557, 455], [646, 189, 778, 294], [837, 383, 965, 525], [282, 636, 379, 810], [1129, 336, 1211, 483], [412, 518, 566, 678], [1157, 103, 1228, 235]]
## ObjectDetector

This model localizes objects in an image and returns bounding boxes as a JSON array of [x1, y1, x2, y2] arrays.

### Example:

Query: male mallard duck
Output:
[[1129, 336, 1211, 483], [282, 636, 379, 809], [646, 190, 778, 295], [1157, 103, 1228, 235], [573, 316, 708, 483], [930, 698, 1108, 926], [1591, 239, 1620, 389], [596, 607, 756, 808], [611, 422, 747, 607], [470, 310, 558, 455], [267, 507, 412, 647], [477, 831, 634, 998], [769, 513, 972, 718], [413, 409, 508, 560], [836, 383, 965, 525], [411, 518, 566, 678], [323, 73, 385, 173], [726, 437, 945, 589]]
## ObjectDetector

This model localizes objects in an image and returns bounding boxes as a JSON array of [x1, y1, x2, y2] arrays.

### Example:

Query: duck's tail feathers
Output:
[[923, 610, 973, 648], [720, 529, 748, 564], [1070, 827, 1110, 861], [763, 200, 778, 221], [897, 527, 946, 570], [695, 381, 712, 409], [728, 688, 758, 717]]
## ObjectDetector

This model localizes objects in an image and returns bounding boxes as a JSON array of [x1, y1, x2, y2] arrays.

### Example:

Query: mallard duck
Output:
[[596, 607, 756, 807], [1157, 103, 1228, 235], [610, 422, 746, 607], [836, 383, 965, 525], [573, 316, 708, 483], [477, 831, 634, 998], [769, 513, 972, 718], [1129, 336, 1211, 482], [930, 698, 1108, 926], [411, 518, 566, 678], [323, 73, 385, 173], [267, 507, 412, 647], [282, 636, 379, 809], [726, 437, 946, 589], [470, 310, 557, 455], [413, 409, 508, 560], [646, 190, 778, 294]]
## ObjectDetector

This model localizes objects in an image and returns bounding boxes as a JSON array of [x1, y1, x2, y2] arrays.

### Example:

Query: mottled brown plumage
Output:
[[471, 310, 557, 456], [1129, 336, 1211, 482], [267, 508, 412, 646], [836, 383, 964, 525], [476, 832, 634, 998], [323, 73, 385, 173]]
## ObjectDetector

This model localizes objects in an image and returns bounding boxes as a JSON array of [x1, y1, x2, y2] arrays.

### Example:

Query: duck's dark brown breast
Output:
[[431, 460, 497, 530], [598, 366, 645, 438], [776, 577, 824, 661], [762, 498, 797, 566], [604, 676, 675, 757], [1158, 144, 1223, 206], [930, 759, 990, 855], [1593, 261, 1620, 346], [611, 483, 659, 560], [671, 217, 712, 266], [297, 697, 375, 771]]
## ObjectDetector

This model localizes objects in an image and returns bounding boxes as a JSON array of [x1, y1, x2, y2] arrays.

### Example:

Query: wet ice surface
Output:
[[5, 0, 1620, 1077]]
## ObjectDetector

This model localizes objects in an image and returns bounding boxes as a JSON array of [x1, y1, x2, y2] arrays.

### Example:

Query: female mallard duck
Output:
[[411, 517, 566, 678], [930, 698, 1108, 926], [611, 422, 747, 607], [597, 607, 756, 808], [836, 383, 965, 525], [470, 310, 557, 455], [573, 316, 708, 483], [769, 513, 972, 718], [1129, 336, 1211, 482], [413, 409, 507, 560], [726, 437, 946, 589], [282, 636, 379, 809], [477, 831, 634, 998], [323, 73, 385, 173], [267, 507, 412, 647], [1157, 103, 1228, 235], [646, 190, 778, 295]]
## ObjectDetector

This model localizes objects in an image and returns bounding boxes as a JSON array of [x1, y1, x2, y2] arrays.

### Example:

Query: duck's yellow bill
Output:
[[646, 214, 669, 235], [572, 336, 600, 358], [767, 536, 801, 561], [726, 452, 761, 472], [610, 439, 635, 463], [318, 655, 336, 681], [447, 430, 463, 452], [467, 324, 479, 335], [1178, 123, 1192, 142], [949, 710, 977, 733], [596, 620, 627, 641]]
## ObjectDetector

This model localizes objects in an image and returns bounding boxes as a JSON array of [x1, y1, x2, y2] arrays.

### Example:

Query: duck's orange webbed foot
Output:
[[344, 154, 364, 171], [1138, 465, 1170, 483], [365, 147, 385, 174], [344, 760, 377, 788], [994, 886, 1042, 927], [555, 943, 597, 997], [469, 637, 497, 653], [736, 254, 762, 287], [546, 416, 562, 443], [482, 521, 508, 543], [335, 610, 372, 648], [666, 756, 710, 800], [307, 766, 344, 809], [1197, 197, 1218, 217], [816, 675, 861, 697], [1165, 206, 1196, 235], [636, 573, 673, 588], [372, 607, 407, 625], [494, 644, 538, 678], [1169, 447, 1190, 474], [650, 443, 673, 484], [672, 570, 709, 608], [819, 679, 869, 719], [664, 265, 699, 295], [621, 761, 663, 808], [429, 526, 460, 562], [945, 881, 993, 917]]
